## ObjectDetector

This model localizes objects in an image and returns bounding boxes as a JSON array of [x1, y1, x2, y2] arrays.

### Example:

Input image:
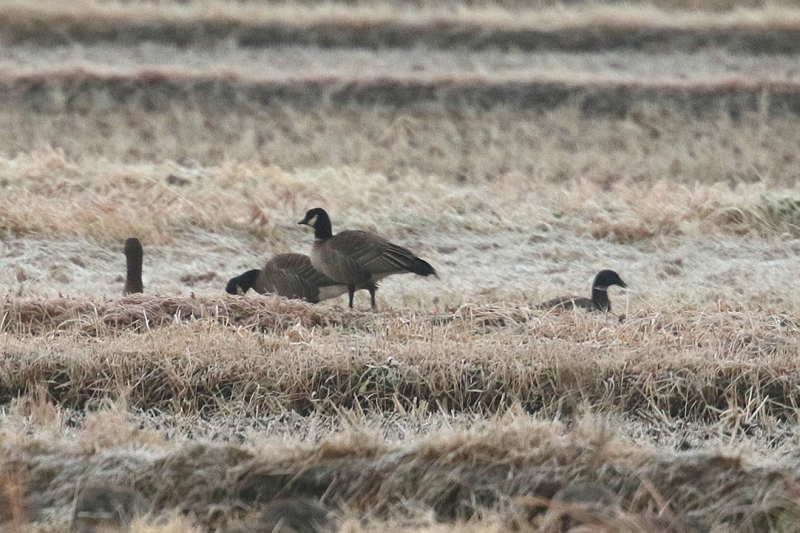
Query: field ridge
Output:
[[2, 295, 799, 423], [3, 68, 800, 116], [3, 4, 800, 53], [5, 407, 799, 532]]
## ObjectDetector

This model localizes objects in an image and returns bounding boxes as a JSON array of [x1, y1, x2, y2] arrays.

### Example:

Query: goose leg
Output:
[[348, 285, 356, 309], [368, 285, 377, 310]]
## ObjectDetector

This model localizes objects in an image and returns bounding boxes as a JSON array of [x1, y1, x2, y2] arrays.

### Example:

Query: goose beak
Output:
[[619, 281, 628, 289], [298, 214, 316, 226]]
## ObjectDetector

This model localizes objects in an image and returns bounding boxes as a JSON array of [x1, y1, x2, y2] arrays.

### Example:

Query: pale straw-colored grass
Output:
[[2, 397, 800, 532], [2, 5, 800, 530], [1, 295, 798, 424], [3, 0, 800, 38], [1, 128, 799, 244]]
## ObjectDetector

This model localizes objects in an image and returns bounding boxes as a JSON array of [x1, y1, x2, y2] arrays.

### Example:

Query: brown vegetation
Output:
[[3, 401, 800, 533], [1, 295, 798, 425], [2, 1, 800, 531], [2, 110, 800, 245], [3, 69, 800, 118], [3, 1, 800, 51]]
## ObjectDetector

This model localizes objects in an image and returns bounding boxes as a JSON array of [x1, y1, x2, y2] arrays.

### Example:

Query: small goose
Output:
[[226, 253, 348, 304], [123, 238, 144, 295], [540, 269, 627, 312], [298, 207, 436, 309]]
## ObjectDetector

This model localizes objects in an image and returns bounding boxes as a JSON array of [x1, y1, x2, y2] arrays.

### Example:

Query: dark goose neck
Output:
[[591, 287, 611, 311]]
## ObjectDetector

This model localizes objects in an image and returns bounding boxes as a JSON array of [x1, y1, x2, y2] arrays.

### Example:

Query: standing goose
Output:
[[540, 269, 627, 312], [123, 237, 144, 295], [226, 253, 348, 304], [298, 208, 436, 309]]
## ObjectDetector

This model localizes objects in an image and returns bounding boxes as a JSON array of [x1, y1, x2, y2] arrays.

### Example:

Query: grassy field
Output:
[[3, 1, 800, 532]]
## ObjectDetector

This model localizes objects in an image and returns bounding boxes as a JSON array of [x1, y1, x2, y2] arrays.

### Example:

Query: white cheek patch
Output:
[[309, 215, 318, 226]]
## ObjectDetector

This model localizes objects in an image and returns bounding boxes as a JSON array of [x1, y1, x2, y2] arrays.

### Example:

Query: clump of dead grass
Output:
[[1, 295, 799, 424], [0, 150, 289, 243], [0, 292, 332, 335], [2, 138, 800, 245], [554, 179, 800, 242], [4, 400, 800, 533], [131, 516, 201, 533], [0, 466, 28, 526], [713, 192, 800, 237]]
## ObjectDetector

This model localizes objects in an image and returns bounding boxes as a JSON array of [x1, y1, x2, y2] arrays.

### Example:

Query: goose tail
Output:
[[410, 257, 437, 277]]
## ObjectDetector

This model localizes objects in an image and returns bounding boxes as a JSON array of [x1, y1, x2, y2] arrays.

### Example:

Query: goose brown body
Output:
[[226, 253, 347, 303], [540, 269, 627, 312], [123, 237, 144, 295], [299, 208, 436, 309]]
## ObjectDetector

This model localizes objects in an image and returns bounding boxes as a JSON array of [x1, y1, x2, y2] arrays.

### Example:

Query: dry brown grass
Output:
[[2, 4, 800, 531], [2, 68, 799, 125], [1, 294, 799, 426], [0, 292, 332, 334], [1, 108, 800, 244], [3, 0, 800, 51], [3, 398, 800, 533]]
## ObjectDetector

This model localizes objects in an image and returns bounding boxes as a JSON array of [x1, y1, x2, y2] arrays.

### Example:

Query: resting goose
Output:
[[540, 269, 627, 312]]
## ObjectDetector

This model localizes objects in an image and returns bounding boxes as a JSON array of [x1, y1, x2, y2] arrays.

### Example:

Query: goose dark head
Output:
[[298, 208, 333, 239], [124, 238, 143, 264], [226, 269, 260, 295], [593, 269, 627, 290]]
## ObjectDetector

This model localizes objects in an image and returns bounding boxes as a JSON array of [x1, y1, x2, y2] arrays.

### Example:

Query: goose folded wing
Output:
[[264, 270, 315, 300], [331, 231, 420, 275], [542, 296, 594, 310], [272, 253, 340, 288]]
